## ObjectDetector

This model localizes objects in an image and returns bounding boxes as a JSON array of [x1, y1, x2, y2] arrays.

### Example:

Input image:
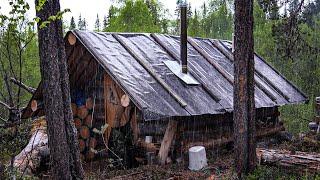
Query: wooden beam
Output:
[[188, 37, 234, 84], [210, 39, 290, 102], [150, 33, 222, 102], [10, 77, 36, 94], [158, 120, 178, 165], [112, 34, 188, 107]]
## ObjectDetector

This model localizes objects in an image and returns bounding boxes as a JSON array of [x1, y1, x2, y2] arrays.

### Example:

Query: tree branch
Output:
[[0, 100, 12, 109], [10, 77, 36, 94]]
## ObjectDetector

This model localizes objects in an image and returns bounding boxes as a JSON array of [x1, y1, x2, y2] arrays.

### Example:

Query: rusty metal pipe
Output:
[[180, 3, 188, 74]]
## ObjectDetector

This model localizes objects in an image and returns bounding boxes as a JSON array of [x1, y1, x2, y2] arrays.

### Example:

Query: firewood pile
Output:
[[71, 94, 105, 162]]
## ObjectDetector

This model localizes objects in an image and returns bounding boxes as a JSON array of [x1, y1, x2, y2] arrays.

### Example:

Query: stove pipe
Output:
[[180, 3, 188, 74]]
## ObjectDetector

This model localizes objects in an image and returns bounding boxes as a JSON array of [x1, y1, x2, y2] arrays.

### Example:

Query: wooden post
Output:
[[158, 120, 178, 165], [234, 0, 256, 176]]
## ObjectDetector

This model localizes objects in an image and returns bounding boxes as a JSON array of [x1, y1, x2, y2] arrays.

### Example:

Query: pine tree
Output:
[[94, 14, 100, 31], [78, 14, 83, 30], [234, 0, 256, 176], [82, 18, 87, 30], [69, 16, 76, 30], [188, 9, 200, 37], [35, 0, 84, 178], [103, 15, 108, 31]]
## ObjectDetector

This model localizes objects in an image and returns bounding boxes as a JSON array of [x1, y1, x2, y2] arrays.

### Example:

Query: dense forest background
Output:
[[0, 0, 319, 140]]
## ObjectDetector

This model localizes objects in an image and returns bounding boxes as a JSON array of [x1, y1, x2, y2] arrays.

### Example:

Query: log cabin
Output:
[[21, 29, 307, 165]]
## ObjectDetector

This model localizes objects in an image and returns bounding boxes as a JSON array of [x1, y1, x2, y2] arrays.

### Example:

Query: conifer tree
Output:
[[69, 16, 76, 30], [95, 14, 100, 31]]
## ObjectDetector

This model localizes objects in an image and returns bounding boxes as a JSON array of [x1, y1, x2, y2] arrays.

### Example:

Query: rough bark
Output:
[[35, 0, 84, 179], [234, 0, 256, 176]]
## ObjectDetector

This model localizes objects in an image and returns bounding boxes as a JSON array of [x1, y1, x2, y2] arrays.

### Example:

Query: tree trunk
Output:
[[234, 0, 256, 177], [35, 0, 84, 179]]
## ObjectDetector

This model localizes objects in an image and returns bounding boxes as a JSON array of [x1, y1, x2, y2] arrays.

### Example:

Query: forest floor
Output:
[[81, 133, 320, 180], [1, 120, 319, 179]]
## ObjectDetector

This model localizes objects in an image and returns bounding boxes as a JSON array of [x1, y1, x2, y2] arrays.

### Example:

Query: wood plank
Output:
[[158, 120, 178, 165], [112, 34, 188, 107], [130, 107, 139, 143]]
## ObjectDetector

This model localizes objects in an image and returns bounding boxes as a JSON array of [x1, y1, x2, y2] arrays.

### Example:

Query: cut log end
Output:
[[73, 118, 82, 129], [77, 106, 89, 119], [68, 33, 77, 45], [121, 94, 130, 107], [31, 100, 38, 112], [79, 126, 90, 139], [79, 139, 86, 152]]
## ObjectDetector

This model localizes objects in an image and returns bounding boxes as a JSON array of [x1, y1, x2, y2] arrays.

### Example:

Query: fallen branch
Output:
[[0, 100, 11, 109], [257, 148, 320, 175], [10, 77, 35, 94]]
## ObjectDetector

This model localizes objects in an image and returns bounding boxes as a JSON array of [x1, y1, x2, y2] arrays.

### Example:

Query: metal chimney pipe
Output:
[[180, 3, 188, 74]]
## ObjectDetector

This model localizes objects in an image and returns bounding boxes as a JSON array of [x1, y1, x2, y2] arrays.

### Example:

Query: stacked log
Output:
[[72, 97, 99, 161]]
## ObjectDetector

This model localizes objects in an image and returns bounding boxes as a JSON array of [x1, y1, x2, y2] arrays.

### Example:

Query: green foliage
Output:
[[104, 0, 165, 33]]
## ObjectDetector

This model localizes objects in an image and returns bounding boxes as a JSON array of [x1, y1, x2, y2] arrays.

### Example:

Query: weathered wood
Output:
[[130, 107, 139, 142], [257, 148, 320, 174], [13, 117, 49, 175], [158, 120, 178, 165], [185, 125, 285, 151], [77, 106, 89, 119], [136, 139, 158, 153], [68, 33, 77, 45], [103, 73, 132, 150], [113, 34, 188, 107], [79, 139, 86, 152], [79, 126, 90, 139], [73, 118, 82, 129]]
